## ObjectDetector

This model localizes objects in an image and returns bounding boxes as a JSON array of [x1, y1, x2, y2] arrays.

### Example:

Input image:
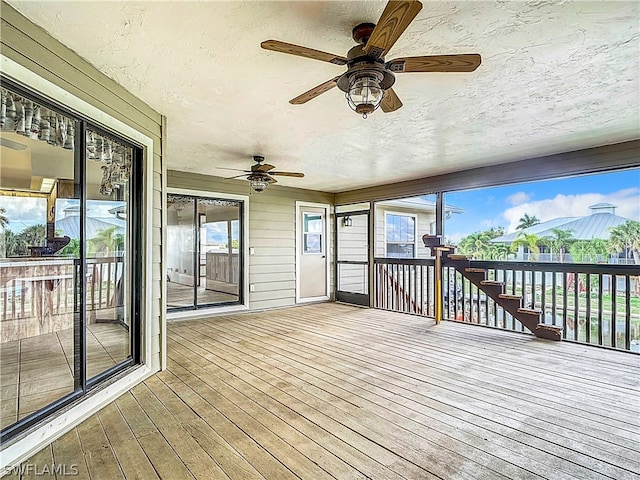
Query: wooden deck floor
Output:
[[7, 303, 640, 479]]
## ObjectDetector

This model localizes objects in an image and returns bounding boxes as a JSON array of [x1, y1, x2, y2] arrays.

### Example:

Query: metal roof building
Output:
[[492, 203, 632, 243]]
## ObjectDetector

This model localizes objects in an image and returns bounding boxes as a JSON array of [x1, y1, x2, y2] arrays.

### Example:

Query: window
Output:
[[385, 213, 416, 258], [0, 81, 142, 442], [303, 212, 323, 254], [166, 194, 244, 311]]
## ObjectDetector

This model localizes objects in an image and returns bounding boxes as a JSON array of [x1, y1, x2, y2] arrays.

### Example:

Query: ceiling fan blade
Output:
[[269, 171, 305, 178], [290, 76, 341, 105], [225, 174, 249, 180], [261, 40, 348, 66], [218, 167, 251, 173], [387, 54, 481, 73], [267, 175, 278, 184], [255, 163, 276, 172], [380, 88, 403, 113], [364, 0, 423, 59]]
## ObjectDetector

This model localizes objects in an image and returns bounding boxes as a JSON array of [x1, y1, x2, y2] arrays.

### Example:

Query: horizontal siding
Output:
[[375, 207, 434, 259], [0, 2, 165, 468], [1, 7, 161, 143], [1, 3, 163, 367], [167, 170, 335, 310]]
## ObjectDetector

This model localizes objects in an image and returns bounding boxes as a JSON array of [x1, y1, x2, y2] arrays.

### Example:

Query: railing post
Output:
[[435, 248, 443, 324]]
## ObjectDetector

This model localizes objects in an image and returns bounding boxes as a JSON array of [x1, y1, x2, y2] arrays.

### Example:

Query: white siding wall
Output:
[[1, 2, 164, 467], [168, 171, 335, 309], [375, 205, 435, 259]]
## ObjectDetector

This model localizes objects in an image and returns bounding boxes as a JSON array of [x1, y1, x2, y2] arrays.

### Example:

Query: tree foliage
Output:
[[608, 220, 640, 264], [511, 232, 541, 260], [516, 213, 540, 230], [541, 228, 575, 262], [457, 227, 507, 260], [0, 207, 8, 229], [1, 224, 46, 257], [87, 226, 124, 256]]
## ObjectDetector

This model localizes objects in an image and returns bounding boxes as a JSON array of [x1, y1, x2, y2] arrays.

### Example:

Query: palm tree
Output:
[[18, 224, 46, 247], [516, 213, 540, 230], [458, 227, 505, 259], [608, 220, 640, 264], [541, 228, 575, 262], [511, 232, 541, 261], [88, 226, 124, 256], [0, 207, 8, 229], [3, 229, 28, 256]]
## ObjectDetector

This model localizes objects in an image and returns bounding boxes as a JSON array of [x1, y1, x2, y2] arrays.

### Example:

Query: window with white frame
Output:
[[385, 213, 416, 258], [303, 212, 323, 254]]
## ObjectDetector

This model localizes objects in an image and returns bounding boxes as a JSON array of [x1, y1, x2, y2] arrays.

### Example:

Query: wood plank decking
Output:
[[6, 303, 640, 479]]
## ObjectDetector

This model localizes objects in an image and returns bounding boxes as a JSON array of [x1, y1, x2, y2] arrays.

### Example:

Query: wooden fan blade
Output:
[[387, 54, 481, 73], [218, 167, 251, 172], [261, 40, 348, 66], [364, 1, 423, 59], [380, 88, 403, 113], [255, 163, 276, 172], [225, 174, 249, 180], [290, 76, 341, 105], [269, 171, 305, 178], [267, 176, 277, 184]]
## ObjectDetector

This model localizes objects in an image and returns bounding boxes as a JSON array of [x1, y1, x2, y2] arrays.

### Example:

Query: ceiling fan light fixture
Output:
[[346, 72, 384, 118], [248, 174, 269, 193]]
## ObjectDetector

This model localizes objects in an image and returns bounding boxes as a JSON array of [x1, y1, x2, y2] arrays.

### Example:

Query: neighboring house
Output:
[[55, 205, 126, 239], [491, 203, 634, 261]]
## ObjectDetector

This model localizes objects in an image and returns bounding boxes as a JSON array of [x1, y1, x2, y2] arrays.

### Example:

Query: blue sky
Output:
[[444, 169, 640, 243]]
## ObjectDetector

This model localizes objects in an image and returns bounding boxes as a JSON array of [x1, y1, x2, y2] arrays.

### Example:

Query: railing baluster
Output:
[[586, 274, 592, 345], [573, 271, 579, 342], [611, 275, 617, 348], [625, 275, 631, 351], [562, 272, 568, 335], [598, 273, 603, 346]]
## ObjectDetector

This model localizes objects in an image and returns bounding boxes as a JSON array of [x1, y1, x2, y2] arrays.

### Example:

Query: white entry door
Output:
[[296, 202, 329, 302]]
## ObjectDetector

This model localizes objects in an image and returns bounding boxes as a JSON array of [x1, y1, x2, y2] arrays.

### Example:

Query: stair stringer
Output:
[[443, 256, 562, 341]]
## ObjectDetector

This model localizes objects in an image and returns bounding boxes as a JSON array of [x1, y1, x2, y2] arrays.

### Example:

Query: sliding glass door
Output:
[[0, 79, 142, 442], [166, 194, 243, 311]]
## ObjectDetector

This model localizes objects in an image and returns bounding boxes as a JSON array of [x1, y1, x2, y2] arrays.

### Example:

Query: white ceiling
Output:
[[8, 1, 640, 193]]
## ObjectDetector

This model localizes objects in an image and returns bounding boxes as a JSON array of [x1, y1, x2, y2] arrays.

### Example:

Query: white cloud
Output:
[[506, 191, 532, 206], [0, 197, 46, 231], [502, 188, 640, 233]]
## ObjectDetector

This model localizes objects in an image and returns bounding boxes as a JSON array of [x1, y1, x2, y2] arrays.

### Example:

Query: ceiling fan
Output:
[[261, 0, 481, 118], [224, 155, 304, 192]]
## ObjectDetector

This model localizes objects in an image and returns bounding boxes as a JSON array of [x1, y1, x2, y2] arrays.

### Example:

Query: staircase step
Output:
[[535, 323, 563, 341], [480, 280, 504, 287], [448, 254, 469, 260], [498, 294, 521, 301], [465, 268, 486, 273], [517, 307, 542, 315]]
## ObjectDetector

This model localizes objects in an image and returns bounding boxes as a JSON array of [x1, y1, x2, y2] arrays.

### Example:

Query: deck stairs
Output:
[[442, 251, 563, 341]]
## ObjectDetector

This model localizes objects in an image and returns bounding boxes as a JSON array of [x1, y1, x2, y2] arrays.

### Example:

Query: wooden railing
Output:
[[0, 256, 124, 342], [374, 257, 640, 352]]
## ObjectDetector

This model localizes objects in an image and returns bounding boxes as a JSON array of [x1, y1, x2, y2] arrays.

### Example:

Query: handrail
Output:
[[373, 256, 639, 353]]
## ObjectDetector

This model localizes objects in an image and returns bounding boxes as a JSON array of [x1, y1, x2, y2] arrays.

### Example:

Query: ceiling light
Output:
[[248, 174, 269, 193], [40, 177, 56, 193], [345, 72, 384, 119]]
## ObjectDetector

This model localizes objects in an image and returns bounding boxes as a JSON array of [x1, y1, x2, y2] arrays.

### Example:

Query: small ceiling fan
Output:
[[261, 0, 481, 118], [224, 155, 304, 192]]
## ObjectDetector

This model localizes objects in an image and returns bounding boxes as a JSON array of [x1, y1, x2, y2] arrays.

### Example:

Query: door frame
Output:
[[296, 201, 331, 303], [166, 187, 250, 317]]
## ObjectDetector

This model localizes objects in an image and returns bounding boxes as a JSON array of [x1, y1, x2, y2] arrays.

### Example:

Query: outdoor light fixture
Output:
[[342, 216, 353, 227], [345, 72, 384, 118], [248, 174, 270, 193]]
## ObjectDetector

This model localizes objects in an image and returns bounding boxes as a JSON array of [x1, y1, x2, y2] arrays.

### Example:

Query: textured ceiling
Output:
[[8, 1, 640, 193]]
